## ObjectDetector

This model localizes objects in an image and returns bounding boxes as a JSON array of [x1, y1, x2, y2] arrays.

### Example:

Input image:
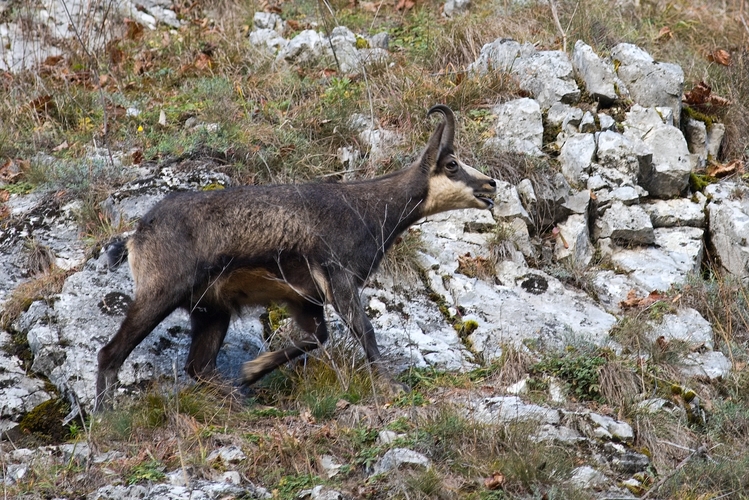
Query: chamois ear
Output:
[[418, 119, 446, 172]]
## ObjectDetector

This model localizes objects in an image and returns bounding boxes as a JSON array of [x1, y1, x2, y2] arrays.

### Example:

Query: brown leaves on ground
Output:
[[0, 158, 28, 183], [655, 26, 673, 41], [707, 49, 732, 66], [484, 471, 505, 490], [683, 81, 731, 108], [707, 159, 745, 178], [457, 252, 494, 279], [619, 290, 667, 310]]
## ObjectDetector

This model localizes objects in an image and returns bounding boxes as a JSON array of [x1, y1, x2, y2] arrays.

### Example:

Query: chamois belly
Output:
[[209, 267, 314, 308]]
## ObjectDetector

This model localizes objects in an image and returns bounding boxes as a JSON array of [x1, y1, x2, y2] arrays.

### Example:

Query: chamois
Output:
[[95, 105, 497, 409]]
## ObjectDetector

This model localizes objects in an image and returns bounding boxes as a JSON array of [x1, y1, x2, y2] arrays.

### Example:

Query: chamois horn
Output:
[[427, 104, 455, 152]]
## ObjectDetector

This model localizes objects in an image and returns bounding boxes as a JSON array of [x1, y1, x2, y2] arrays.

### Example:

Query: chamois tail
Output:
[[104, 238, 129, 269]]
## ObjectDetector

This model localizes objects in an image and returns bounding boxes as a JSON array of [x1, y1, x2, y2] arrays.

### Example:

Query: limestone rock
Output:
[[572, 40, 620, 105], [650, 308, 713, 349], [612, 43, 684, 127], [559, 133, 596, 186], [608, 227, 704, 292], [554, 213, 593, 266], [486, 98, 544, 156], [642, 194, 706, 228], [372, 448, 430, 475], [705, 181, 749, 279], [593, 201, 654, 245]]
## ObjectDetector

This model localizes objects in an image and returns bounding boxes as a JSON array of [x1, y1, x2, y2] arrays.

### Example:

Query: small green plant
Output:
[[532, 347, 607, 402], [127, 459, 166, 485], [276, 473, 321, 499]]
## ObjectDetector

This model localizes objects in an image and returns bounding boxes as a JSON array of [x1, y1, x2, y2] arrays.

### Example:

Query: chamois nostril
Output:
[[488, 178, 497, 189]]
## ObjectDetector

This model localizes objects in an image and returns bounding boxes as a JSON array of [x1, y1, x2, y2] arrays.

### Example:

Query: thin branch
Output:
[[547, 0, 566, 52]]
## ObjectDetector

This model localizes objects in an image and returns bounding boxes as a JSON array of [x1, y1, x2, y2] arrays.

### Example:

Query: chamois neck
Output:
[[360, 164, 429, 251]]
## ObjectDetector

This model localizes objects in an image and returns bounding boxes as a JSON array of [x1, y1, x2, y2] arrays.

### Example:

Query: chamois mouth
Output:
[[475, 194, 495, 209]]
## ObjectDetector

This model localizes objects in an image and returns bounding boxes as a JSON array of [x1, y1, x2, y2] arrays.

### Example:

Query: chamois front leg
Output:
[[328, 274, 408, 397], [185, 306, 232, 381]]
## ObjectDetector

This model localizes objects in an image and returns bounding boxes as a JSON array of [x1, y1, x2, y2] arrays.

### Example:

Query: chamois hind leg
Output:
[[242, 301, 328, 385], [96, 291, 182, 411], [185, 306, 231, 381]]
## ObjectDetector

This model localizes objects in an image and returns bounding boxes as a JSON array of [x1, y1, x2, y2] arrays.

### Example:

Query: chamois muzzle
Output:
[[474, 178, 497, 209]]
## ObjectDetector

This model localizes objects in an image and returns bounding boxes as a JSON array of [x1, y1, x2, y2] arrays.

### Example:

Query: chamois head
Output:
[[420, 105, 497, 216]]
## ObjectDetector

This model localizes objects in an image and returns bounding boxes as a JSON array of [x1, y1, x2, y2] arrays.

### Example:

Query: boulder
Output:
[[623, 105, 693, 198], [642, 194, 706, 228], [512, 50, 581, 110], [559, 133, 596, 186], [612, 43, 684, 127], [571, 40, 620, 105], [554, 213, 593, 267], [372, 448, 430, 475], [705, 181, 749, 279], [593, 201, 654, 245], [607, 227, 704, 292], [443, 0, 471, 16], [486, 98, 544, 156], [650, 308, 713, 349]]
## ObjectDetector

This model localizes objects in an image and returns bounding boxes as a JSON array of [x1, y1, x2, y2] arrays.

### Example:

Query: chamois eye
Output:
[[446, 160, 459, 173]]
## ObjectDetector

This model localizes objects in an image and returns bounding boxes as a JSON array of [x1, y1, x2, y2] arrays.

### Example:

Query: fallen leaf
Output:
[[28, 94, 54, 114], [395, 0, 415, 11], [124, 18, 144, 41], [683, 81, 731, 107], [193, 52, 213, 71], [286, 19, 304, 31], [0, 204, 9, 220], [43, 55, 64, 66], [707, 49, 732, 66], [0, 159, 26, 183], [0, 190, 9, 202], [484, 472, 505, 490], [158, 110, 167, 126], [619, 290, 666, 309], [131, 150, 144, 164], [655, 26, 673, 41], [656, 336, 669, 351], [52, 141, 69, 152], [707, 159, 744, 178], [360, 1, 378, 12]]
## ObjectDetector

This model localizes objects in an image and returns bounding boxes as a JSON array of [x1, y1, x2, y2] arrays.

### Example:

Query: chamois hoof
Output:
[[241, 352, 277, 385]]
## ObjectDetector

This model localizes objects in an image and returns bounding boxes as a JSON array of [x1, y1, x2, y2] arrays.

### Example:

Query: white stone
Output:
[[588, 412, 634, 442], [554, 214, 593, 266], [650, 308, 713, 349], [568, 466, 609, 490], [609, 227, 704, 292], [486, 98, 544, 156], [572, 40, 620, 105], [593, 201, 654, 245], [642, 195, 706, 228], [207, 446, 246, 464], [681, 351, 732, 380], [705, 182, 749, 279], [560, 133, 596, 186], [372, 448, 430, 475], [469, 396, 560, 424]]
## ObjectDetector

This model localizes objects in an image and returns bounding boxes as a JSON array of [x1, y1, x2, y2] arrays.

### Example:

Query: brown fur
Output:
[[94, 105, 497, 409]]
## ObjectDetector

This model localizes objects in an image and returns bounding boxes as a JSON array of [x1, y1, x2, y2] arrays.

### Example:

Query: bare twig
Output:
[[642, 444, 708, 499], [547, 0, 566, 52]]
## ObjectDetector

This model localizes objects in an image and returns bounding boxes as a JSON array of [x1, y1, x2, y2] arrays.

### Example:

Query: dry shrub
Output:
[[0, 268, 71, 330], [496, 344, 534, 386], [598, 360, 641, 409]]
